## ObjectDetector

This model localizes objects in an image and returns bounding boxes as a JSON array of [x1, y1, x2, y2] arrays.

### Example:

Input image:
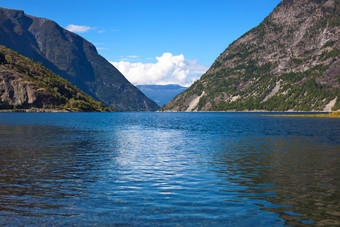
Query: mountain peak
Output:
[[0, 7, 159, 111], [160, 0, 339, 112]]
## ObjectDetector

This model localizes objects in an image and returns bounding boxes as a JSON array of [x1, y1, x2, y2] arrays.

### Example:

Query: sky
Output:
[[1, 0, 282, 86]]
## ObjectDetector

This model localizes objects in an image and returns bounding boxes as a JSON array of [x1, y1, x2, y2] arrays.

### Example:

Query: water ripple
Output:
[[0, 112, 339, 226]]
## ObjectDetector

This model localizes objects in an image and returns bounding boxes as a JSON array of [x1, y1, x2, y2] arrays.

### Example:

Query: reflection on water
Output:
[[0, 113, 339, 226], [211, 136, 340, 226]]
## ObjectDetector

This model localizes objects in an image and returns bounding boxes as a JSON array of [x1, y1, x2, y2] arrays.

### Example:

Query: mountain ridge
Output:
[[0, 7, 159, 111], [136, 84, 187, 107], [160, 0, 339, 112]]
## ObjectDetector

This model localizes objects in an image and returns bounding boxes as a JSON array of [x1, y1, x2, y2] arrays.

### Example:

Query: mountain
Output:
[[160, 0, 340, 112], [0, 7, 159, 111], [136, 84, 187, 107], [0, 45, 112, 112]]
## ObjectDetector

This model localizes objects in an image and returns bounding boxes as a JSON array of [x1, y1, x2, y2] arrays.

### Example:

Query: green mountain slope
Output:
[[0, 7, 159, 111], [0, 45, 113, 112], [160, 0, 340, 112]]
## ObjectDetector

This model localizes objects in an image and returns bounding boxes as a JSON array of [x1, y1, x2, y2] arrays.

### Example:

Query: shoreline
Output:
[[0, 108, 71, 113], [158, 110, 338, 113], [1, 109, 339, 117]]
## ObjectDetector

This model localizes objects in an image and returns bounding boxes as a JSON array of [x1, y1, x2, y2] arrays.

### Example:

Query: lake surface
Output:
[[0, 112, 339, 226]]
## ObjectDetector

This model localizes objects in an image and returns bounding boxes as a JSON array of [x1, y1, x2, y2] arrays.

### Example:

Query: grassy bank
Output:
[[266, 112, 340, 118]]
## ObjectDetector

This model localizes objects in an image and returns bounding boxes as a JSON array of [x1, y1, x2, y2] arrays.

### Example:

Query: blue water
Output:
[[0, 112, 339, 226]]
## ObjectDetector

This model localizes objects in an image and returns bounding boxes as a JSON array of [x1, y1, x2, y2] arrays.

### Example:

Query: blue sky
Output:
[[1, 0, 282, 86]]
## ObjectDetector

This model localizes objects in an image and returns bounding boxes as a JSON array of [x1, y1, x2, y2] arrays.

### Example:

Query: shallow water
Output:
[[0, 112, 339, 226]]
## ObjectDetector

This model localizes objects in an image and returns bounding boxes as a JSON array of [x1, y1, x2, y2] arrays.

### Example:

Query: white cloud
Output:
[[111, 53, 209, 87], [119, 55, 142, 62], [65, 24, 92, 33]]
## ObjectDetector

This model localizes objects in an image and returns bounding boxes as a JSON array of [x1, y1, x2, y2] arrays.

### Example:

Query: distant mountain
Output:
[[0, 45, 112, 112], [0, 7, 159, 111], [160, 0, 340, 112], [137, 84, 187, 107]]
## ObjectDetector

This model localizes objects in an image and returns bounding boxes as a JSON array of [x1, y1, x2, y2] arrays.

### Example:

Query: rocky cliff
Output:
[[160, 0, 340, 112], [0, 7, 159, 111], [0, 45, 112, 112]]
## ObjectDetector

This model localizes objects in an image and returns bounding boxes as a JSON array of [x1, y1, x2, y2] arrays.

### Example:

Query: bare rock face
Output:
[[0, 69, 37, 107], [161, 0, 340, 112], [0, 69, 59, 109]]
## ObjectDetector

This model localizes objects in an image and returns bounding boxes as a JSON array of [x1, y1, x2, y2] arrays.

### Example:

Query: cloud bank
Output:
[[111, 53, 209, 87], [65, 24, 92, 33]]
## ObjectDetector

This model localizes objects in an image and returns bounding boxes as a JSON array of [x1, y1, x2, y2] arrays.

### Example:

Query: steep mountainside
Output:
[[0, 7, 159, 111], [0, 45, 112, 112], [161, 0, 340, 112], [136, 84, 187, 107]]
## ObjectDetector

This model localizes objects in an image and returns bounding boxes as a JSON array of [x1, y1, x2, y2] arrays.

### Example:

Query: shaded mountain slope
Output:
[[0, 45, 112, 112], [0, 7, 159, 111], [136, 84, 187, 107], [160, 0, 340, 112]]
